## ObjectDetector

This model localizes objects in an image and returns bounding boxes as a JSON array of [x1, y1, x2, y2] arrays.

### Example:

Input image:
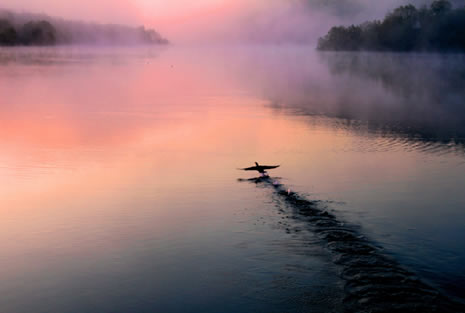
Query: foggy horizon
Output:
[[1, 0, 460, 44]]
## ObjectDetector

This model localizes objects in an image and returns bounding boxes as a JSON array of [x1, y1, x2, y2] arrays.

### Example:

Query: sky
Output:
[[0, 0, 248, 41], [0, 0, 437, 43]]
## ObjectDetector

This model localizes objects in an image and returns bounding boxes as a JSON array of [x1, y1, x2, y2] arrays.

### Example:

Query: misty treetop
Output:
[[318, 0, 465, 52], [0, 19, 17, 45], [0, 9, 168, 46], [20, 21, 57, 45]]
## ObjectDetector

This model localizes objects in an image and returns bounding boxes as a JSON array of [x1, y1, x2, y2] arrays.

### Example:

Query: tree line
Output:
[[317, 0, 465, 52], [0, 19, 56, 45], [0, 10, 168, 46]]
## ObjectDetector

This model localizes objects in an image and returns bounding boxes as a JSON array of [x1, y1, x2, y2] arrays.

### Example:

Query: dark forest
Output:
[[318, 0, 465, 52]]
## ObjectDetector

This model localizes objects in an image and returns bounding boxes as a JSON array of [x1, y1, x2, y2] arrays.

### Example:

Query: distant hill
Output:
[[317, 0, 465, 52], [0, 9, 168, 46]]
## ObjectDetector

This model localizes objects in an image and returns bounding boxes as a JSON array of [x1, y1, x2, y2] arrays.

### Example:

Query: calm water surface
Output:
[[0, 46, 464, 312]]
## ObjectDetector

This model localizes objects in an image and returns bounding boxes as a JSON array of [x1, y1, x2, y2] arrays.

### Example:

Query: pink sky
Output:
[[0, 0, 397, 43], [0, 0, 257, 41]]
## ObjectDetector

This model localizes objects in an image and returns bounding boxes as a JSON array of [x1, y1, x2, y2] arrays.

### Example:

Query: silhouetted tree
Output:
[[318, 25, 363, 50], [137, 26, 169, 44], [19, 20, 57, 45], [0, 19, 17, 45], [318, 0, 465, 52], [360, 21, 382, 50], [431, 0, 452, 15]]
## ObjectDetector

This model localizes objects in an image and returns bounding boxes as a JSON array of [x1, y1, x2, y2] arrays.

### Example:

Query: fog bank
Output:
[[1, 0, 463, 43]]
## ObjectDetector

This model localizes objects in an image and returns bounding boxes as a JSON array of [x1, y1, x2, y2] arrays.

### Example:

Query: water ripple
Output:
[[244, 177, 465, 313]]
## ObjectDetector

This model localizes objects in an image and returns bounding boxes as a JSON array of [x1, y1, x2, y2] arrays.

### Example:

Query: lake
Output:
[[0, 46, 464, 312]]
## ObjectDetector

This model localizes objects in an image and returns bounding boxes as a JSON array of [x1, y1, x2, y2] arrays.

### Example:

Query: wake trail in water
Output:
[[240, 176, 465, 313]]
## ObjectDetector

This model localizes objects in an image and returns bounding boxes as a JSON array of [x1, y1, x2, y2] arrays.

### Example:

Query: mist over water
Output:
[[234, 48, 465, 145], [172, 0, 465, 43], [3, 0, 463, 44], [1, 45, 465, 312]]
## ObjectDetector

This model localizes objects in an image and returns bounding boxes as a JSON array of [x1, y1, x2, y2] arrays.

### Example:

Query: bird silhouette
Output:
[[240, 162, 280, 174]]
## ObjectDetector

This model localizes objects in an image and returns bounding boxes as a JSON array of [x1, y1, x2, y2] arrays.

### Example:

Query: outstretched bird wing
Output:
[[241, 166, 259, 171], [260, 165, 280, 170], [239, 165, 280, 171]]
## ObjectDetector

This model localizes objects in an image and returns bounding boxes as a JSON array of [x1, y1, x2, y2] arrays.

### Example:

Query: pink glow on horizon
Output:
[[0, 0, 256, 41]]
